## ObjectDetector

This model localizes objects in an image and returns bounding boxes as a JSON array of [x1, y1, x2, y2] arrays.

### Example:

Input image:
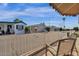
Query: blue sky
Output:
[[0, 3, 78, 29]]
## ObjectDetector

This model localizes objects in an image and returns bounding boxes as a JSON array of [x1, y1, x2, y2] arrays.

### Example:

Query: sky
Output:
[[0, 3, 78, 29]]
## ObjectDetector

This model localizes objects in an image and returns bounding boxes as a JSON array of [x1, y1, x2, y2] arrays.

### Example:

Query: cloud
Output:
[[0, 3, 8, 6], [0, 6, 62, 20], [2, 3, 8, 7], [24, 7, 55, 12]]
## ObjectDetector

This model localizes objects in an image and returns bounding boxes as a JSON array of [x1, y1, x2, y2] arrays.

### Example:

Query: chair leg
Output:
[[75, 46, 79, 56], [72, 46, 79, 56], [45, 44, 47, 56]]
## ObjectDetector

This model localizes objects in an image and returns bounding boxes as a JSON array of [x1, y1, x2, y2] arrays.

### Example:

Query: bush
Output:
[[60, 28, 63, 31], [25, 26, 30, 33], [73, 27, 79, 31], [45, 27, 50, 32]]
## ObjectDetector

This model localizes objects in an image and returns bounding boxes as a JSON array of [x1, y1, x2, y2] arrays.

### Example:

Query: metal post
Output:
[[30, 26, 32, 33], [78, 15, 79, 30]]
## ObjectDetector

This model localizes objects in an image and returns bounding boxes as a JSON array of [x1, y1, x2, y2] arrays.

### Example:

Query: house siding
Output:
[[0, 22, 26, 35], [14, 23, 25, 34]]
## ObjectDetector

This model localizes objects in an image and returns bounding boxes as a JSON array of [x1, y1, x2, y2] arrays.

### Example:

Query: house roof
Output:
[[30, 23, 46, 27], [0, 21, 27, 25]]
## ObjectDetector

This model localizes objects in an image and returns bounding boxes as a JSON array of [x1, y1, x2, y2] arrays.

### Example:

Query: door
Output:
[[6, 25, 12, 34]]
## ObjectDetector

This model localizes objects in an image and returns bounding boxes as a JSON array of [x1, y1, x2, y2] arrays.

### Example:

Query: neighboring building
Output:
[[50, 26, 60, 31], [0, 21, 26, 35], [30, 23, 46, 33]]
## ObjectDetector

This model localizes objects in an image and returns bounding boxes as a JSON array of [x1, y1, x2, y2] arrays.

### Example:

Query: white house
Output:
[[0, 21, 26, 35]]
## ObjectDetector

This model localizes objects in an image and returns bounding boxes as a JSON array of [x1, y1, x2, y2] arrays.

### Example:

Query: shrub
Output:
[[25, 26, 30, 33], [45, 27, 50, 32], [73, 27, 79, 31]]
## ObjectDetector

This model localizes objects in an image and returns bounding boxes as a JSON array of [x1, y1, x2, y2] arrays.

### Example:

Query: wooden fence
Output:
[[0, 31, 67, 56]]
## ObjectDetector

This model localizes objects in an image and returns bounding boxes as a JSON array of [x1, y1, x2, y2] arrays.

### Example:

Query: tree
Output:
[[14, 18, 22, 22], [45, 27, 50, 32], [73, 27, 79, 31], [60, 27, 63, 31], [25, 26, 30, 33]]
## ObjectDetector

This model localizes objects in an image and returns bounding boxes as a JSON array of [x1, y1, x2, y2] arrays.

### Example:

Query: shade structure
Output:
[[50, 3, 79, 16]]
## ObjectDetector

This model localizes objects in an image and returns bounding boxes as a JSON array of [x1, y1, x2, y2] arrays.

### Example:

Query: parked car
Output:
[[0, 30, 5, 35]]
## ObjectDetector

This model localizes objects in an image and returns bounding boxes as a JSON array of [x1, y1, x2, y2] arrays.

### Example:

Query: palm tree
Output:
[[62, 17, 65, 30]]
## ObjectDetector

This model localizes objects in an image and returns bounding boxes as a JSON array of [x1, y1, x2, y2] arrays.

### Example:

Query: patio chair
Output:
[[47, 38, 77, 56]]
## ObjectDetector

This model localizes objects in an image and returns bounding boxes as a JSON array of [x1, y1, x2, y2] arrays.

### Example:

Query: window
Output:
[[16, 25, 18, 29], [0, 27, 1, 30], [16, 25, 23, 30], [7, 25, 12, 28]]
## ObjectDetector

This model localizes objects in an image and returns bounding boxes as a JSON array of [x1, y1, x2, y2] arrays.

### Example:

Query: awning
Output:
[[50, 3, 79, 16]]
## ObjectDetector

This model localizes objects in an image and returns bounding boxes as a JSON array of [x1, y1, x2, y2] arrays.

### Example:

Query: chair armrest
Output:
[[48, 47, 57, 56], [46, 43, 57, 56]]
